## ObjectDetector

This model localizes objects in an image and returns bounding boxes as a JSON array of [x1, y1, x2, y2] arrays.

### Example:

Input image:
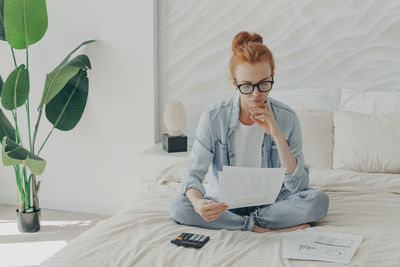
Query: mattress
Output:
[[40, 168, 400, 267]]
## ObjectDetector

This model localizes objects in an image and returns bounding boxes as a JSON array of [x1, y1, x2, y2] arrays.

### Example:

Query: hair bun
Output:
[[232, 31, 263, 51]]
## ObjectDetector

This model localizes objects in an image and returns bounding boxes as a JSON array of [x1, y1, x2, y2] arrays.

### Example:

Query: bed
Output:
[[40, 89, 400, 266], [40, 168, 400, 266]]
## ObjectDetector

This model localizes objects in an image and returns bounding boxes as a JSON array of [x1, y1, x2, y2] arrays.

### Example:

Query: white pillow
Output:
[[269, 88, 341, 111], [295, 108, 334, 169], [341, 89, 400, 114], [333, 110, 400, 174]]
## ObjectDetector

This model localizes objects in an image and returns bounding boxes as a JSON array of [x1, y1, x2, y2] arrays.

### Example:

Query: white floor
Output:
[[0, 203, 110, 267]]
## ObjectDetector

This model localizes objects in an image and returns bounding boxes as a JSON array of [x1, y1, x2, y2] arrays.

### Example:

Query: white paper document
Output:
[[282, 231, 363, 264], [218, 166, 285, 209]]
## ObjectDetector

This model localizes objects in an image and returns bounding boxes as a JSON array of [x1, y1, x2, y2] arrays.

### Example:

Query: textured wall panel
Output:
[[158, 0, 400, 146]]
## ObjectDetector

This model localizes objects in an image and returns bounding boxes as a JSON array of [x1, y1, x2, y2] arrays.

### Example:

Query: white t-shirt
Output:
[[234, 120, 265, 167]]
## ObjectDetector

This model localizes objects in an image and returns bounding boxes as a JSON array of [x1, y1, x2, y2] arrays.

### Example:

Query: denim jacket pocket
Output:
[[213, 139, 229, 173]]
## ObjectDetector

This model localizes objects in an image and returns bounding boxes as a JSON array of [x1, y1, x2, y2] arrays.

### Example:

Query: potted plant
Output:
[[0, 0, 94, 232]]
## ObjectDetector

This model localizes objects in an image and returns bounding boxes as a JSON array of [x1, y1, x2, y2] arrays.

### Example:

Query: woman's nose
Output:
[[252, 87, 261, 96]]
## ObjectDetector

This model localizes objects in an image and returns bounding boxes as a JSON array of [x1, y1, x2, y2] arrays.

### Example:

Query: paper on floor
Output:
[[282, 230, 363, 264], [218, 166, 285, 209]]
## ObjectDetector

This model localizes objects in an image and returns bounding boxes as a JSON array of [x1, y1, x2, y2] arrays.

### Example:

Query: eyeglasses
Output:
[[234, 77, 274, 94]]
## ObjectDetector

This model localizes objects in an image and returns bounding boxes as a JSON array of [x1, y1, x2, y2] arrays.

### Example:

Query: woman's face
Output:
[[231, 61, 274, 112]]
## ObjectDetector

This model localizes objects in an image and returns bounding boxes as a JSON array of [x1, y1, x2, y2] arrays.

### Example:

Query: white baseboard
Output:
[[0, 194, 124, 216]]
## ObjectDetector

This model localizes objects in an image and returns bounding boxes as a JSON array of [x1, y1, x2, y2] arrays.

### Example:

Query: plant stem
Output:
[[16, 164, 25, 212], [14, 165, 24, 205], [11, 110, 23, 146], [22, 5, 35, 210], [26, 46, 29, 69], [10, 46, 25, 211], [25, 99, 33, 152], [32, 108, 43, 153], [22, 165, 31, 210], [11, 110, 24, 210], [23, 31, 32, 152], [23, 0, 29, 69], [10, 46, 17, 68], [37, 128, 54, 156]]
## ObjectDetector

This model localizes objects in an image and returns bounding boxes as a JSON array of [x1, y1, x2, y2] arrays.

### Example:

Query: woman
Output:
[[168, 31, 329, 233]]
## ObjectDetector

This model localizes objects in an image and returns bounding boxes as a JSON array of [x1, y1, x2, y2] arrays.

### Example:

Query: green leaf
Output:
[[0, 74, 3, 94], [45, 70, 88, 131], [63, 54, 91, 70], [39, 66, 79, 109], [54, 40, 95, 70], [4, 0, 48, 49], [26, 156, 45, 175], [1, 64, 29, 110], [0, 107, 15, 141], [2, 136, 46, 175], [0, 0, 5, 41], [38, 41, 94, 110]]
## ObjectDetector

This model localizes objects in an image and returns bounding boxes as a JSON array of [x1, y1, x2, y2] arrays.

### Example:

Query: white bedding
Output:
[[40, 168, 400, 267]]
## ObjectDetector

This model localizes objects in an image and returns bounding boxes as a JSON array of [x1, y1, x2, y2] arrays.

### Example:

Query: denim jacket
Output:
[[181, 90, 310, 201]]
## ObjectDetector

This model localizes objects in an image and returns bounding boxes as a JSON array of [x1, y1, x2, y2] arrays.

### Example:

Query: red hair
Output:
[[229, 31, 275, 78]]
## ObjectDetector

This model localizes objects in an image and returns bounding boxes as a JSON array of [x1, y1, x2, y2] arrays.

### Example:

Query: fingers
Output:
[[250, 114, 263, 124], [250, 109, 274, 123], [204, 200, 227, 208], [250, 111, 270, 121], [203, 207, 226, 221], [203, 202, 226, 211], [255, 114, 266, 121], [199, 201, 229, 221], [207, 205, 228, 216], [199, 201, 227, 214]]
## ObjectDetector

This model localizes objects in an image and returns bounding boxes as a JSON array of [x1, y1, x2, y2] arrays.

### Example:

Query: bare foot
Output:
[[252, 223, 311, 233]]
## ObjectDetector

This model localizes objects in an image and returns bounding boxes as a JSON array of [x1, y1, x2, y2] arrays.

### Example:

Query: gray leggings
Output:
[[168, 188, 329, 231]]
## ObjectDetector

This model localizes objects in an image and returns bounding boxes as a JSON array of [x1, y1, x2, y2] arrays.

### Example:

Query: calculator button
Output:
[[194, 235, 202, 241], [198, 236, 207, 242], [189, 234, 197, 241], [183, 234, 190, 240]]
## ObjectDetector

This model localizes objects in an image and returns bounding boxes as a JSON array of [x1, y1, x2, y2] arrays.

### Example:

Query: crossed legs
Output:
[[169, 188, 329, 232]]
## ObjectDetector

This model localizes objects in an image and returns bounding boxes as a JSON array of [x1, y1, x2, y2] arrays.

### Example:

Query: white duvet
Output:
[[40, 168, 400, 267]]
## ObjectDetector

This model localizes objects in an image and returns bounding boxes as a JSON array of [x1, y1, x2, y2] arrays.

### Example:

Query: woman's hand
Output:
[[193, 199, 229, 222], [249, 103, 283, 138], [249, 103, 298, 175]]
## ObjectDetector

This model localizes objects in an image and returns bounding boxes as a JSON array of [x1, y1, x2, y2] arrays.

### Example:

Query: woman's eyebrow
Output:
[[240, 76, 271, 83]]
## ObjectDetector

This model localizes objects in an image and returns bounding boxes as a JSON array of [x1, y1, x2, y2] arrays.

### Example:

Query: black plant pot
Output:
[[16, 208, 41, 233]]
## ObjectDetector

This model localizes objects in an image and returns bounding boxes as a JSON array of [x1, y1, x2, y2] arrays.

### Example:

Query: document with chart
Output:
[[218, 166, 285, 209], [282, 230, 363, 264]]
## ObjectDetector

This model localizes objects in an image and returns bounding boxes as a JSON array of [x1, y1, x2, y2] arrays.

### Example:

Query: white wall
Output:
[[0, 0, 155, 215], [157, 0, 400, 146]]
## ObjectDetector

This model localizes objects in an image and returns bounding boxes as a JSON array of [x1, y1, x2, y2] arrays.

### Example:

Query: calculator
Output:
[[171, 232, 210, 248]]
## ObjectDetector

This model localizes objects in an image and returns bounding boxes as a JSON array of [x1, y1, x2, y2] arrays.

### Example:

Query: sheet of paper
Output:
[[218, 166, 285, 209], [282, 230, 363, 264]]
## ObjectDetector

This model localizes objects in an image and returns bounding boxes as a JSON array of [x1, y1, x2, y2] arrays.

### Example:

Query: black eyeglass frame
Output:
[[234, 77, 274, 94]]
